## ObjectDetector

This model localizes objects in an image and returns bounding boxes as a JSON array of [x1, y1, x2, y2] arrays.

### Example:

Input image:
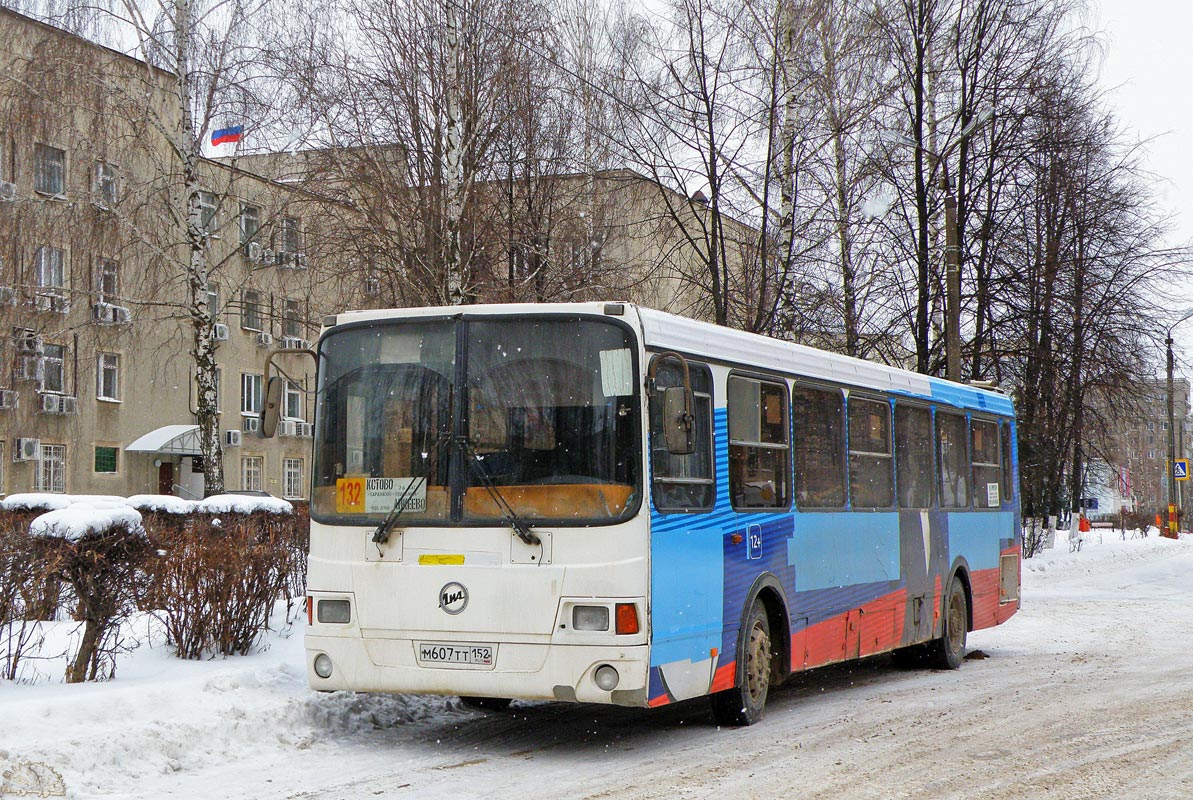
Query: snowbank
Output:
[[126, 494, 200, 513]]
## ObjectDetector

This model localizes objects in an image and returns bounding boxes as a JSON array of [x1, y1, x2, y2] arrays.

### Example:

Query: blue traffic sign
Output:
[[1175, 459, 1190, 481]]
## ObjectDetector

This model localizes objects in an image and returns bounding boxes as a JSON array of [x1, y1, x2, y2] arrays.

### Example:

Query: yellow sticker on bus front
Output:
[[336, 477, 366, 514], [418, 554, 466, 565]]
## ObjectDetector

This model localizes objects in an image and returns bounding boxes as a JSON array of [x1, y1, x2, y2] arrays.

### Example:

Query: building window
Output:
[[96, 258, 119, 304], [35, 444, 66, 493], [282, 298, 302, 338], [35, 246, 66, 292], [34, 144, 65, 195], [283, 458, 304, 499], [199, 191, 218, 234], [94, 445, 118, 473], [97, 352, 120, 400], [95, 161, 118, 207], [206, 283, 220, 319], [239, 203, 260, 245], [284, 380, 302, 420], [278, 216, 302, 261], [241, 456, 263, 492], [728, 375, 790, 510], [43, 343, 65, 394], [241, 372, 262, 415], [241, 289, 261, 330]]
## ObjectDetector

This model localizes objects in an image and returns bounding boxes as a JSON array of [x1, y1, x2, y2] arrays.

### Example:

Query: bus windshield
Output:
[[311, 316, 640, 526]]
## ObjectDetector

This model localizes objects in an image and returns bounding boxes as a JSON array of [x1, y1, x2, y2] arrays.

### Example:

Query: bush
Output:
[[29, 515, 151, 683], [146, 506, 307, 659]]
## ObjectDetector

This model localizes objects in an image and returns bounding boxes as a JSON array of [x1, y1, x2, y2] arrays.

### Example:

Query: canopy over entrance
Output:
[[126, 425, 202, 456]]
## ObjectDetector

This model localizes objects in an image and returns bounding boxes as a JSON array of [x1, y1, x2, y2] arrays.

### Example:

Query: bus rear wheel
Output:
[[710, 602, 771, 727], [459, 696, 513, 712], [926, 577, 968, 670]]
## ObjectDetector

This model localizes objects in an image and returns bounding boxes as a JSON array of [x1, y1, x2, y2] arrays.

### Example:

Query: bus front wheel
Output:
[[710, 602, 771, 727]]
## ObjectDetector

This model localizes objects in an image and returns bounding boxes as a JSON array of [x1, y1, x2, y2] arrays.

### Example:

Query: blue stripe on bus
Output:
[[927, 378, 1015, 416], [787, 513, 901, 591], [947, 511, 1011, 571]]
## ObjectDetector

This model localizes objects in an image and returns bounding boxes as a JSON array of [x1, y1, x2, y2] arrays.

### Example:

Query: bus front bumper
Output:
[[305, 633, 650, 707]]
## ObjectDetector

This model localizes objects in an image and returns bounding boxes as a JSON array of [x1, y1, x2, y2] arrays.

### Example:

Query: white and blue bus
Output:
[[298, 302, 1020, 725]]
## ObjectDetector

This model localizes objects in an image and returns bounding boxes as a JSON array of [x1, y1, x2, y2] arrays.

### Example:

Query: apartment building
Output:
[[0, 8, 334, 499], [0, 9, 764, 498]]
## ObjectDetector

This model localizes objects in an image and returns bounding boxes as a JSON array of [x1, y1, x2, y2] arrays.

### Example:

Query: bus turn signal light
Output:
[[306, 596, 313, 625], [615, 603, 639, 635]]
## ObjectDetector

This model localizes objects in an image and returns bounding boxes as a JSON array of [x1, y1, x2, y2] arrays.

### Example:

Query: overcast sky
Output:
[[1095, 0, 1193, 355]]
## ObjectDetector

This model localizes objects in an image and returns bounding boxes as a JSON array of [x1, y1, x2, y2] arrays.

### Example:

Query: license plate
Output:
[[416, 641, 496, 669]]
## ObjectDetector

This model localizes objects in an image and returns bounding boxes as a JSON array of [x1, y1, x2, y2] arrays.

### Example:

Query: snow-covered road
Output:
[[6, 532, 1193, 799]]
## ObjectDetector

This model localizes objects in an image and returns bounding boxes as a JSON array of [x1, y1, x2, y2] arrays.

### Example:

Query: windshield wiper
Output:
[[457, 437, 541, 547], [371, 475, 427, 545]]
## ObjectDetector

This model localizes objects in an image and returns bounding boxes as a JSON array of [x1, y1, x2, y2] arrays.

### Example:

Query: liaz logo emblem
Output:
[[438, 582, 468, 615]]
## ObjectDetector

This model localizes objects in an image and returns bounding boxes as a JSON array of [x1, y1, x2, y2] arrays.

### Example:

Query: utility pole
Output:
[[944, 176, 961, 382]]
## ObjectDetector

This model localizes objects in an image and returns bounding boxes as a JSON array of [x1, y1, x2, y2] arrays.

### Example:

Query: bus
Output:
[[287, 302, 1020, 725]]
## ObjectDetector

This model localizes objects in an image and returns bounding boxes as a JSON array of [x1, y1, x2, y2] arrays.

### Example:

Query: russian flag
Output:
[[211, 125, 243, 147]]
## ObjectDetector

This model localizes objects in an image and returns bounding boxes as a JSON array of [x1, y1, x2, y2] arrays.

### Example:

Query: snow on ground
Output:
[[5, 531, 1193, 799]]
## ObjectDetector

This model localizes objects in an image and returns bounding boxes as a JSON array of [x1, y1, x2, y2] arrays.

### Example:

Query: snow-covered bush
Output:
[[27, 507, 150, 683]]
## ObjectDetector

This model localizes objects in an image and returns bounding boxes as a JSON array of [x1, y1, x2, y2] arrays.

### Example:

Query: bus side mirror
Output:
[[662, 386, 696, 455], [260, 376, 284, 438]]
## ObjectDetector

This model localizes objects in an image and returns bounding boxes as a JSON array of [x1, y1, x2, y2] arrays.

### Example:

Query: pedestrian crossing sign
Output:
[[1176, 459, 1189, 481]]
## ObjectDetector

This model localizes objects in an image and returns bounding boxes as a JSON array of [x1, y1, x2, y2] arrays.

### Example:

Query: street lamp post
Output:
[[1165, 308, 1193, 537]]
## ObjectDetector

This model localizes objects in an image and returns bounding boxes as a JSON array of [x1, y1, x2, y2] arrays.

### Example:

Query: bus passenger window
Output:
[[728, 376, 790, 510], [650, 360, 714, 511], [895, 405, 933, 508], [1000, 421, 1015, 501], [792, 386, 846, 508], [848, 398, 893, 508], [937, 412, 970, 508], [972, 419, 1002, 508]]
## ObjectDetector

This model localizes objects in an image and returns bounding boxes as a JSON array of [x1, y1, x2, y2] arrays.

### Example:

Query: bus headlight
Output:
[[572, 605, 610, 631], [593, 664, 619, 691], [317, 599, 352, 624], [313, 653, 334, 679]]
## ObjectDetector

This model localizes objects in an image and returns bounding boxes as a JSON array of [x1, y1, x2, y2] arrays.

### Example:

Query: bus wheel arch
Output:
[[710, 574, 790, 726], [946, 560, 974, 633]]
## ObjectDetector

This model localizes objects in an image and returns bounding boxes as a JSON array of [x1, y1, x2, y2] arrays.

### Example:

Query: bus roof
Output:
[[328, 302, 1015, 418]]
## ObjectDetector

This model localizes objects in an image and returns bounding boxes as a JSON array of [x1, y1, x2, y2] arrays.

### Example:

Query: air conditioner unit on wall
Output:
[[61, 396, 77, 415], [0, 181, 16, 202], [0, 286, 15, 306], [246, 241, 263, 262], [243, 416, 260, 434], [14, 438, 40, 462], [225, 430, 242, 447], [277, 420, 297, 437], [39, 393, 61, 414], [259, 248, 275, 266], [213, 323, 230, 341], [281, 336, 310, 350], [93, 302, 114, 323], [296, 422, 313, 438], [111, 305, 132, 324], [0, 389, 17, 410], [256, 332, 274, 348]]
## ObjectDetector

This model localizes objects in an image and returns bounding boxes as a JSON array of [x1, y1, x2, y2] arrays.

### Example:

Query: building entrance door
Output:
[[158, 461, 175, 495]]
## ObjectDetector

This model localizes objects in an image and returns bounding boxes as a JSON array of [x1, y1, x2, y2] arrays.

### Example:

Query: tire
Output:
[[710, 602, 772, 726], [926, 576, 968, 670], [459, 696, 513, 712]]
